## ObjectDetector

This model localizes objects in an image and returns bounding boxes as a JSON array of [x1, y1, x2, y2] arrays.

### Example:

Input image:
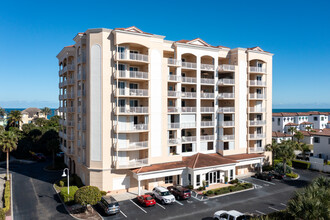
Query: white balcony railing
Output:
[[249, 107, 265, 113], [181, 122, 196, 128], [249, 80, 266, 86], [201, 78, 215, 84], [182, 77, 197, 83], [249, 120, 266, 126], [218, 64, 235, 72], [67, 107, 75, 113], [77, 54, 86, 63], [217, 107, 235, 113], [200, 107, 214, 113], [249, 66, 266, 73], [217, 79, 235, 85], [168, 123, 181, 129], [217, 93, 235, 99], [201, 121, 215, 127], [168, 107, 180, 113], [201, 93, 215, 99], [117, 158, 148, 168], [117, 107, 148, 114], [250, 147, 265, 153], [201, 64, 215, 71], [200, 135, 215, 141], [181, 107, 196, 112], [118, 141, 148, 150], [220, 135, 235, 140], [181, 92, 196, 98], [220, 121, 235, 127], [182, 61, 197, 69], [116, 89, 148, 97], [168, 138, 181, 145], [249, 133, 266, 139], [67, 120, 74, 127], [117, 70, 148, 80], [168, 75, 180, 81], [249, 94, 266, 99], [116, 124, 148, 132], [168, 58, 181, 66], [181, 136, 196, 143], [168, 91, 180, 97]]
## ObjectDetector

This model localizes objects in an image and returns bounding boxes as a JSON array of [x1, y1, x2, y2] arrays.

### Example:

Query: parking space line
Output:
[[120, 210, 127, 218], [252, 178, 276, 185], [191, 196, 202, 201], [256, 210, 265, 215], [280, 203, 287, 206], [240, 179, 263, 189], [175, 200, 184, 206], [269, 206, 280, 211], [130, 199, 147, 213], [156, 203, 166, 209]]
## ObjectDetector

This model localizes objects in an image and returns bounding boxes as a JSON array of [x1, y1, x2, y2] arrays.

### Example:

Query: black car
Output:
[[98, 196, 120, 215], [253, 172, 272, 181], [269, 171, 285, 180]]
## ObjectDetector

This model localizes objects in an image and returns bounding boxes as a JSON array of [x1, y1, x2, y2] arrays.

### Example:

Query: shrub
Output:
[[326, 161, 330, 165], [101, 191, 107, 196], [263, 165, 274, 171], [60, 186, 79, 203], [274, 159, 282, 166], [275, 162, 292, 173], [206, 190, 213, 196], [185, 185, 193, 190], [73, 174, 84, 188], [74, 186, 102, 206], [229, 178, 239, 184], [59, 181, 64, 187], [292, 160, 310, 169], [286, 172, 298, 178], [242, 183, 253, 189], [0, 209, 5, 220], [3, 181, 10, 213], [197, 186, 205, 191]]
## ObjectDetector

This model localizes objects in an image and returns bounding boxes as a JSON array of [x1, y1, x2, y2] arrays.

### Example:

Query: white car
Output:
[[152, 186, 175, 205], [214, 210, 251, 220]]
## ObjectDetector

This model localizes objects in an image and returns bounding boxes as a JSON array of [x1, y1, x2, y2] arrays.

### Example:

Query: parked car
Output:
[[253, 172, 272, 181], [152, 186, 176, 205], [167, 185, 191, 200], [269, 170, 285, 180], [56, 152, 64, 157], [137, 194, 156, 207], [98, 196, 120, 215], [296, 152, 313, 161], [214, 210, 252, 220], [33, 153, 46, 161]]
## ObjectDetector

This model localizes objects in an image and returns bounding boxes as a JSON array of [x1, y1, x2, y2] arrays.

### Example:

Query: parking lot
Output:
[[95, 169, 329, 220]]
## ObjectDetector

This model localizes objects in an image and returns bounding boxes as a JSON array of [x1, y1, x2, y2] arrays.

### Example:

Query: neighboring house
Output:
[[21, 107, 47, 126], [272, 131, 292, 143], [310, 129, 330, 159], [0, 113, 7, 127], [57, 26, 273, 195]]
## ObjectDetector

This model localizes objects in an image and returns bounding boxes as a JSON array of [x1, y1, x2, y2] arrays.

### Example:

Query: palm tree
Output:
[[0, 107, 6, 117], [275, 140, 296, 174], [299, 143, 312, 160], [0, 131, 18, 180], [266, 139, 279, 167], [288, 126, 297, 135], [293, 131, 304, 143], [47, 138, 60, 168], [7, 110, 23, 128], [41, 107, 51, 119], [305, 126, 312, 131]]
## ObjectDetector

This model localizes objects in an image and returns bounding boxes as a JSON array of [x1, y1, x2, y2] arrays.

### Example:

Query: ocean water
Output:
[[4, 108, 57, 119]]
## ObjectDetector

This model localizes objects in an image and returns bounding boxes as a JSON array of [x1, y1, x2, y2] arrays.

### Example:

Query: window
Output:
[[321, 117, 324, 121], [196, 175, 200, 186], [230, 169, 233, 180], [257, 140, 262, 147], [207, 142, 213, 150], [278, 118, 280, 126], [188, 174, 191, 185], [328, 138, 330, 145], [129, 66, 138, 72], [223, 142, 229, 150], [272, 118, 274, 122], [182, 144, 193, 152], [165, 176, 173, 184], [314, 117, 318, 121], [216, 171, 220, 183], [314, 137, 320, 144]]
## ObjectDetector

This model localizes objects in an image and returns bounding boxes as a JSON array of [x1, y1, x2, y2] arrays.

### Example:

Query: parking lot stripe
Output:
[[255, 210, 266, 215], [252, 178, 276, 185], [269, 206, 280, 211], [130, 199, 147, 213], [175, 200, 184, 206], [191, 196, 202, 201], [120, 210, 127, 218], [156, 203, 166, 209], [280, 203, 287, 206]]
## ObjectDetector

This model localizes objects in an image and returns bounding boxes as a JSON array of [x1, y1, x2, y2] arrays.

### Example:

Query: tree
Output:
[[266, 139, 279, 167], [275, 140, 296, 174], [41, 107, 51, 119], [287, 176, 330, 219], [47, 138, 59, 168], [288, 126, 297, 135], [0, 125, 4, 134], [0, 107, 6, 117], [299, 143, 312, 160], [74, 186, 102, 207], [0, 131, 18, 180], [34, 118, 47, 127], [293, 131, 304, 143], [7, 110, 22, 128]]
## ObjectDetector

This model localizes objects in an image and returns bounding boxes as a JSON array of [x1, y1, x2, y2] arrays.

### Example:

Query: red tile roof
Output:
[[273, 111, 330, 117], [285, 123, 299, 126], [312, 128, 330, 137], [300, 122, 313, 125], [272, 131, 293, 138], [64, 45, 74, 48]]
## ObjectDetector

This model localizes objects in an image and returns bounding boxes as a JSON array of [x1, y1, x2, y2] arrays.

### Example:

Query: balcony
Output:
[[59, 131, 66, 139], [77, 106, 86, 114], [182, 61, 196, 69], [60, 64, 75, 76], [168, 75, 180, 81], [167, 58, 181, 66], [249, 94, 266, 99], [67, 134, 75, 141], [117, 158, 149, 169], [168, 123, 180, 129], [181, 122, 196, 128], [168, 91, 180, 97], [249, 147, 265, 153], [201, 93, 215, 99], [67, 107, 75, 113], [249, 107, 265, 113], [181, 92, 196, 99], [201, 78, 215, 84], [217, 107, 235, 113], [168, 138, 181, 145], [77, 53, 86, 63], [219, 135, 235, 141], [168, 107, 180, 113], [181, 107, 196, 113], [117, 141, 148, 151], [59, 79, 74, 87], [249, 120, 266, 126], [217, 93, 235, 99], [217, 79, 235, 86], [249, 66, 266, 73], [182, 76, 197, 84], [249, 80, 266, 87], [218, 64, 235, 72], [201, 64, 215, 71], [200, 107, 214, 113], [116, 107, 148, 114], [59, 119, 67, 126], [116, 70, 148, 80], [117, 52, 149, 62], [220, 121, 235, 127], [115, 124, 148, 132], [77, 71, 86, 80], [181, 136, 196, 143], [249, 133, 266, 139], [116, 89, 149, 97], [201, 121, 214, 127], [67, 120, 75, 127], [200, 135, 214, 141], [77, 90, 86, 97]]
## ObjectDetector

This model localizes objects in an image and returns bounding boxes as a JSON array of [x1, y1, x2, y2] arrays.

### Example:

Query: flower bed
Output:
[[286, 172, 298, 178], [203, 182, 253, 197]]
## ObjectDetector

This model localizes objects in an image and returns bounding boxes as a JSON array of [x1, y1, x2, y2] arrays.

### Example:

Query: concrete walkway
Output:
[[111, 189, 152, 202]]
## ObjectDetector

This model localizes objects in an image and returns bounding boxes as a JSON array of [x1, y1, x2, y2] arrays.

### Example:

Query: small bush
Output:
[[0, 208, 5, 220], [286, 172, 298, 178], [60, 186, 79, 203], [242, 183, 253, 189], [206, 190, 213, 196], [292, 160, 310, 169], [197, 186, 205, 191], [101, 191, 107, 196], [274, 159, 282, 166], [263, 165, 274, 171], [229, 178, 239, 184], [3, 181, 10, 213], [74, 186, 102, 206], [326, 161, 330, 165], [59, 181, 64, 187]]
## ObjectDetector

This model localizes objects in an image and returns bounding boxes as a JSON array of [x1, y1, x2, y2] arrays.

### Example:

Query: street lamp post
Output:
[[62, 168, 70, 195]]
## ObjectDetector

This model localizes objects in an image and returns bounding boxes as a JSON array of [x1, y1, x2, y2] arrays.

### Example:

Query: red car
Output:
[[137, 194, 156, 207]]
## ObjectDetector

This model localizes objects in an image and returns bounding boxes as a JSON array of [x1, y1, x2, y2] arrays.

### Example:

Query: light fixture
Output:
[[62, 170, 67, 177]]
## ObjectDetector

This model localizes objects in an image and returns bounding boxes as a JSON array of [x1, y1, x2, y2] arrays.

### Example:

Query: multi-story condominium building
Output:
[[272, 111, 330, 133], [57, 26, 273, 195]]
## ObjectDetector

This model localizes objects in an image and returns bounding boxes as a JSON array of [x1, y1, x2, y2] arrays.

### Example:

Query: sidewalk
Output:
[[110, 189, 152, 202], [0, 173, 6, 208]]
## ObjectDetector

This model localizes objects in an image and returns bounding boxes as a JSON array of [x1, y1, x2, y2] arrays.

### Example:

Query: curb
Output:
[[207, 187, 254, 199], [52, 184, 104, 220], [10, 173, 13, 220]]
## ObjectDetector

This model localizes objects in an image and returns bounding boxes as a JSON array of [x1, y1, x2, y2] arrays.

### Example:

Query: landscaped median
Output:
[[202, 181, 254, 198], [0, 174, 12, 220]]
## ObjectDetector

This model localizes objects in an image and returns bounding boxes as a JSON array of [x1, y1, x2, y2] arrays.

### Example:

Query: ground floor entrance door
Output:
[[207, 171, 222, 185]]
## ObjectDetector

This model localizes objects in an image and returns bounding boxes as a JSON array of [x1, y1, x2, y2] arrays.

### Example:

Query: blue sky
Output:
[[0, 0, 329, 108]]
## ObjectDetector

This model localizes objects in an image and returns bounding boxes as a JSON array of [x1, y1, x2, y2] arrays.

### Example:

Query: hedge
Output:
[[0, 208, 4, 220], [74, 186, 102, 206], [286, 172, 298, 178], [292, 160, 311, 169], [60, 186, 79, 203], [203, 183, 253, 197], [3, 181, 10, 213]]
